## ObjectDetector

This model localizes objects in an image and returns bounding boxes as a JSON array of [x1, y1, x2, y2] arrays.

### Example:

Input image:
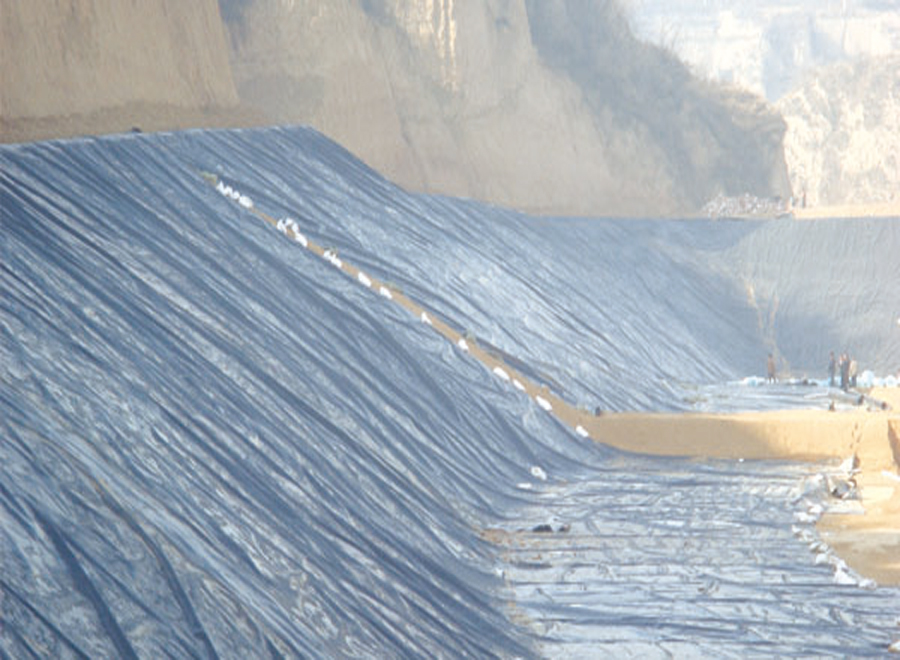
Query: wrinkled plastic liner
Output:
[[2, 128, 897, 658], [496, 457, 899, 658]]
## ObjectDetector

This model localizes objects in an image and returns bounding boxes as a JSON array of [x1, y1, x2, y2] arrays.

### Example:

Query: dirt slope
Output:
[[0, 0, 238, 122]]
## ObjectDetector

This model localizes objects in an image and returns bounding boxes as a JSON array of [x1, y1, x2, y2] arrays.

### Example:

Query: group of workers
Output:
[[829, 351, 858, 390], [764, 351, 860, 391]]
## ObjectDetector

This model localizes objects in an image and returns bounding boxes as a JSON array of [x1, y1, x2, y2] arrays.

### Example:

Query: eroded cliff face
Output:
[[1, 0, 790, 216], [522, 0, 791, 211], [227, 0, 789, 216], [227, 0, 635, 214], [778, 55, 900, 207], [0, 0, 238, 120]]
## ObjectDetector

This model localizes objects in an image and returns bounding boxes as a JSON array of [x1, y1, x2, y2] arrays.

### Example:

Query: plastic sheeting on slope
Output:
[[1, 133, 547, 658], [158, 126, 898, 412], [2, 127, 899, 658]]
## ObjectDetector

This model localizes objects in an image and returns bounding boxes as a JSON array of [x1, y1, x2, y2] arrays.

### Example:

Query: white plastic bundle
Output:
[[323, 249, 342, 269], [530, 465, 548, 481], [492, 366, 510, 382]]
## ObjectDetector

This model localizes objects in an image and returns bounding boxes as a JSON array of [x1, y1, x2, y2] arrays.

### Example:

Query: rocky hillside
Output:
[[0, 0, 238, 120], [625, 0, 900, 102], [778, 55, 900, 207], [228, 0, 663, 215], [225, 0, 790, 215], [1, 0, 791, 216], [521, 0, 790, 213]]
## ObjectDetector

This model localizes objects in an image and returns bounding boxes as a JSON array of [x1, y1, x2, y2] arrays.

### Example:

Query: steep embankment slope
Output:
[[228, 0, 662, 215], [0, 130, 541, 658], [2, 128, 899, 657], [720, 217, 900, 374], [0, 0, 245, 141], [227, 0, 790, 216], [0, 0, 791, 216]]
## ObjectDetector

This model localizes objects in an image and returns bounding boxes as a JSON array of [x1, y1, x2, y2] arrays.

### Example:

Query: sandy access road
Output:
[[573, 391, 900, 587]]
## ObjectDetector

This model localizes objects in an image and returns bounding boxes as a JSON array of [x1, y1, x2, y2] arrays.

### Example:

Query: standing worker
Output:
[[840, 353, 850, 390]]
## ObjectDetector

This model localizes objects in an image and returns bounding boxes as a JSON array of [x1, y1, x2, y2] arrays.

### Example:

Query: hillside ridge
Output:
[[1, 0, 790, 216]]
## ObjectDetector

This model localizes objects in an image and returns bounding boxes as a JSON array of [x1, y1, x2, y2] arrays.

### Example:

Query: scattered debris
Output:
[[531, 523, 571, 534], [827, 476, 859, 500], [703, 193, 790, 219]]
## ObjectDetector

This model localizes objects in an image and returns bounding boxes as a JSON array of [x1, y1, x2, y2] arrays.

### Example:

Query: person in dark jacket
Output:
[[839, 353, 850, 390]]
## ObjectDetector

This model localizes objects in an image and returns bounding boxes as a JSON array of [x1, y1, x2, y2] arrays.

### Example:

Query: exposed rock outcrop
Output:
[[0, 0, 239, 119], [521, 0, 790, 212], [625, 1, 900, 103], [227, 0, 649, 215], [226, 0, 789, 216], [1, 0, 791, 217], [778, 54, 900, 207]]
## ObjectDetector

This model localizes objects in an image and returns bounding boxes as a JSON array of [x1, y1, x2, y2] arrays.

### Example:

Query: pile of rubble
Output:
[[702, 193, 791, 219]]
